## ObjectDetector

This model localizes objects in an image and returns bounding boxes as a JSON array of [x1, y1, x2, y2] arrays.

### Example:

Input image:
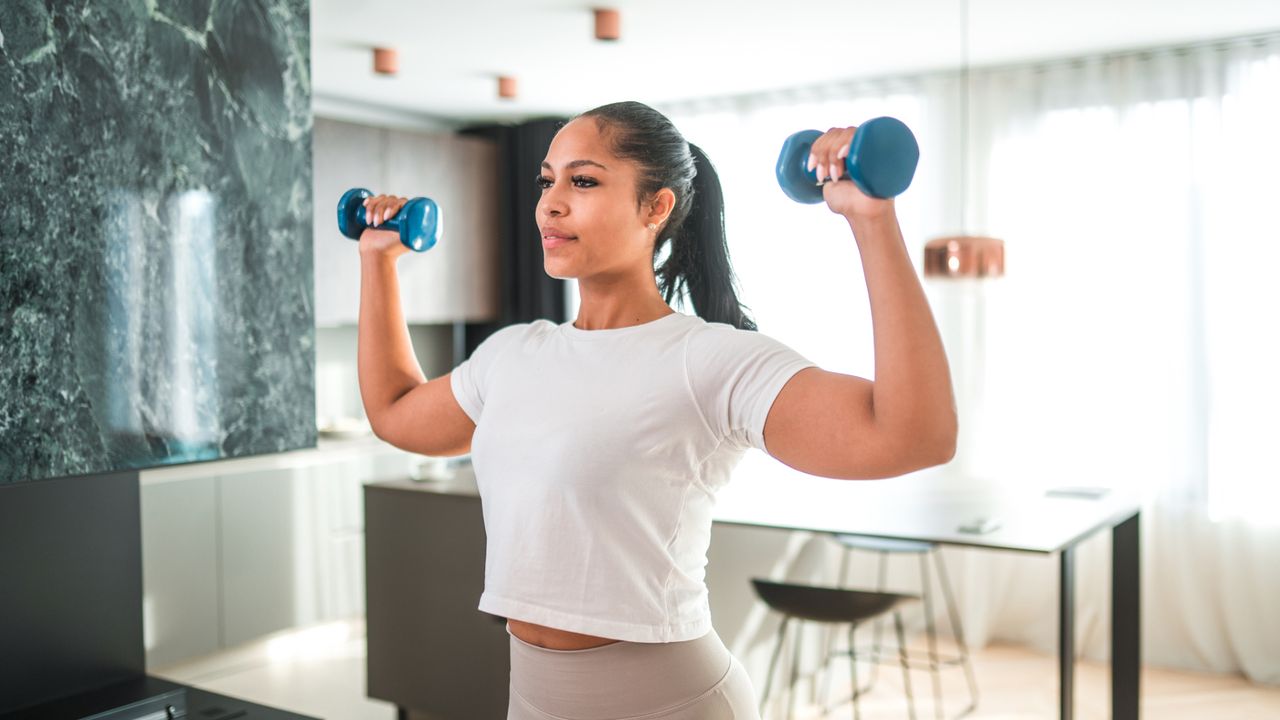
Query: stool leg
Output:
[[935, 551, 979, 716], [760, 616, 791, 718], [895, 611, 918, 720], [788, 620, 804, 720], [867, 551, 889, 690], [817, 624, 843, 716], [848, 624, 863, 720], [815, 548, 855, 707], [920, 553, 944, 720]]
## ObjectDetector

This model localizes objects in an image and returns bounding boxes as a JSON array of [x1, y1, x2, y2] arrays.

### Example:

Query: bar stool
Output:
[[813, 536, 979, 720], [751, 578, 919, 720]]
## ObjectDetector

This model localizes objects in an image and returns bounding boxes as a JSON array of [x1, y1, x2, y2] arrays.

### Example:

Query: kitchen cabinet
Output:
[[312, 118, 500, 327], [312, 119, 383, 327], [140, 438, 426, 669], [218, 467, 310, 647], [140, 476, 221, 669], [364, 475, 510, 720]]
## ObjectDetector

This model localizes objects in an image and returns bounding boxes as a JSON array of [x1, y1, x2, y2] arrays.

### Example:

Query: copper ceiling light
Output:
[[924, 0, 1005, 280], [373, 47, 398, 75], [594, 8, 621, 41], [498, 76, 518, 100], [925, 236, 1005, 278]]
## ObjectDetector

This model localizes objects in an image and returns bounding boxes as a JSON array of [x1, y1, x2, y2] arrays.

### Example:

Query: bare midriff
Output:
[[506, 618, 623, 650]]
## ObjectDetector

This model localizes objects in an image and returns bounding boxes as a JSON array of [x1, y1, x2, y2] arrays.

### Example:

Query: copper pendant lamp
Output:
[[497, 76, 518, 100], [594, 9, 621, 41], [924, 0, 1005, 279], [925, 235, 1005, 278], [373, 47, 398, 75]]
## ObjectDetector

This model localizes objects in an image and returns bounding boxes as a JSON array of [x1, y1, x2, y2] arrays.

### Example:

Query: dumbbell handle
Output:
[[336, 187, 442, 253]]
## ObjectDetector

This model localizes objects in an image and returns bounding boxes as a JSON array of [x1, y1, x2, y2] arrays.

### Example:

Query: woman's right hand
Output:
[[358, 194, 412, 260]]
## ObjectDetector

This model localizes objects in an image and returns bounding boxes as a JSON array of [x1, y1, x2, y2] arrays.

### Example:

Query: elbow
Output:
[[935, 433, 957, 466], [911, 415, 957, 471], [364, 399, 401, 443], [367, 412, 390, 443], [929, 416, 959, 467], [874, 422, 957, 479]]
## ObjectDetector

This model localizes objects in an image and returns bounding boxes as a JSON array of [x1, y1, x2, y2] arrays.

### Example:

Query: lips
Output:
[[541, 226, 577, 249]]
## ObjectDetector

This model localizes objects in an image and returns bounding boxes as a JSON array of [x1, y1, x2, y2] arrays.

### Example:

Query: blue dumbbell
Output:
[[775, 116, 920, 203], [336, 187, 442, 252]]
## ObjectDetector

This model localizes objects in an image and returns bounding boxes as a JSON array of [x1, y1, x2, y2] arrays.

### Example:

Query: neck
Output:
[[572, 272, 673, 331]]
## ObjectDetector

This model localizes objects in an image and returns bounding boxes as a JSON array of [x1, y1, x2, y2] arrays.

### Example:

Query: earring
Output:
[[647, 223, 658, 232]]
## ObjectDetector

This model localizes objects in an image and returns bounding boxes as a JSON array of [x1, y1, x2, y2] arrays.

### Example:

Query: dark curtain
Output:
[[455, 117, 571, 362]]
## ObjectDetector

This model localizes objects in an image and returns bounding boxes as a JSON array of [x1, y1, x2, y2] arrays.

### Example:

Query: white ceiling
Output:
[[311, 0, 1280, 128]]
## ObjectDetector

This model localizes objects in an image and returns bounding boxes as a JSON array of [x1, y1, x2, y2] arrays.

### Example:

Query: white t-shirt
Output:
[[449, 310, 817, 642]]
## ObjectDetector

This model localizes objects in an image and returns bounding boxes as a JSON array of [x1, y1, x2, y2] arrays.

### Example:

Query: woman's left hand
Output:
[[808, 126, 896, 221]]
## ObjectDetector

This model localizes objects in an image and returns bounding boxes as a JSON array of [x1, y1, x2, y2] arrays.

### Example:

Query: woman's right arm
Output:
[[357, 194, 476, 457]]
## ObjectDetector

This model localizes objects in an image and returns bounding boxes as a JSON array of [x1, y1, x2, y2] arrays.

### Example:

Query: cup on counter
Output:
[[316, 415, 374, 439], [411, 456, 455, 482]]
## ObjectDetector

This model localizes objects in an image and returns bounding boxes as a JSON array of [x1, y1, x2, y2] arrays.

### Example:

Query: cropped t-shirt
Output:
[[448, 310, 818, 643]]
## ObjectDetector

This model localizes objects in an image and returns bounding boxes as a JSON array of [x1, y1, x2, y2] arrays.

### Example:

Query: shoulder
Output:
[[469, 320, 549, 363], [483, 319, 554, 344], [683, 319, 813, 388], [685, 319, 797, 358]]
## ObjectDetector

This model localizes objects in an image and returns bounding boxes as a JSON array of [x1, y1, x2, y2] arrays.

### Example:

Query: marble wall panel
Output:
[[0, 0, 314, 484]]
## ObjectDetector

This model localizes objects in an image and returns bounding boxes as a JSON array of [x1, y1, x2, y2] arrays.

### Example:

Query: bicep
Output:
[[761, 367, 925, 480], [371, 372, 475, 457]]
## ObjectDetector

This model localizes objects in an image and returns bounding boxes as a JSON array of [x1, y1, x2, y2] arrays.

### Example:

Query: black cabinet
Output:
[[364, 477, 509, 719]]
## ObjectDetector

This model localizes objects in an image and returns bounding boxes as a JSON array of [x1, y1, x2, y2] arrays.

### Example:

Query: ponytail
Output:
[[577, 102, 757, 331], [656, 144, 757, 331]]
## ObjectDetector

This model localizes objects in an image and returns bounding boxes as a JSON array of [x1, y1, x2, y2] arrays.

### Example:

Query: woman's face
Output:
[[536, 118, 668, 280]]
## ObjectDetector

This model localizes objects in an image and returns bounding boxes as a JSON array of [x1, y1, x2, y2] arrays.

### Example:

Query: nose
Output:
[[537, 181, 568, 219]]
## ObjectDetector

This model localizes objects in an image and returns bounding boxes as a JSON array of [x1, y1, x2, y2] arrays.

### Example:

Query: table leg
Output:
[[1060, 543, 1075, 720], [1112, 512, 1141, 719]]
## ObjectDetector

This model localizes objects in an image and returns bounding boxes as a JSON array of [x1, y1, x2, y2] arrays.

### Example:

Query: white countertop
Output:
[[139, 433, 426, 485]]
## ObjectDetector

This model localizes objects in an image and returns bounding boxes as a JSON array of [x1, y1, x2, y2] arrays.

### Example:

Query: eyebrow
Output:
[[541, 159, 609, 171]]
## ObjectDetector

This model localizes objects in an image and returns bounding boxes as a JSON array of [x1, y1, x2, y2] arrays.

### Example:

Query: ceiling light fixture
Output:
[[373, 47, 398, 75], [594, 8, 620, 41], [924, 0, 1004, 279], [498, 75, 517, 100], [924, 235, 1005, 278]]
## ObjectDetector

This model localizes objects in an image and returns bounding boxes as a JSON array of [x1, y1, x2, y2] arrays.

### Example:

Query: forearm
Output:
[[357, 251, 427, 428], [848, 210, 958, 457]]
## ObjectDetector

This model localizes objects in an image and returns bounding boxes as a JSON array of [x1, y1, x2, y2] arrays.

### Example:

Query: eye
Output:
[[534, 174, 598, 190]]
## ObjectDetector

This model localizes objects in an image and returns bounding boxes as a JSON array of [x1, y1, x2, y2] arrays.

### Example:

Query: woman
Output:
[[356, 101, 956, 719]]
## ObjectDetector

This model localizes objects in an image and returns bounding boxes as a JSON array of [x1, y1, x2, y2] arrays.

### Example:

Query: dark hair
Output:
[[572, 101, 757, 331]]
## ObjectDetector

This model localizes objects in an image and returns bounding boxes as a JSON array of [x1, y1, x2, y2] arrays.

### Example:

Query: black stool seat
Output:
[[751, 578, 921, 719], [751, 578, 918, 624], [816, 533, 980, 720]]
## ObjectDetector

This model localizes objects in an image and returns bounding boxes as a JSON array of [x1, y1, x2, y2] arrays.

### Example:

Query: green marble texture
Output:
[[0, 0, 315, 484]]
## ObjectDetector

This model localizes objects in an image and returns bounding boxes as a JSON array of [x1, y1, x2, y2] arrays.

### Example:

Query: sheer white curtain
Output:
[[661, 33, 1280, 684]]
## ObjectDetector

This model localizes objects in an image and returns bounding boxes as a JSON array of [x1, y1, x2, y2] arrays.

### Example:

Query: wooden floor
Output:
[[785, 637, 1280, 719], [153, 617, 1280, 720]]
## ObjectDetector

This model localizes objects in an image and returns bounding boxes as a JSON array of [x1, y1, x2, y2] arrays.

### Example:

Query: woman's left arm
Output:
[[763, 132, 958, 480]]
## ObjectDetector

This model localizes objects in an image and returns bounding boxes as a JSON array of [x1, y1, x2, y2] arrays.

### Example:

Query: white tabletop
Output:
[[712, 452, 1142, 554]]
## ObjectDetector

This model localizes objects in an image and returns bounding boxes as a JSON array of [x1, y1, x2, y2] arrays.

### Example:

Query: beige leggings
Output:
[[506, 623, 761, 720]]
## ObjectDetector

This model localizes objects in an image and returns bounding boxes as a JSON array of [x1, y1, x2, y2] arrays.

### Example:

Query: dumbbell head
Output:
[[399, 197, 442, 253], [847, 117, 919, 199], [337, 187, 373, 240], [776, 130, 825, 204], [775, 116, 920, 203]]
